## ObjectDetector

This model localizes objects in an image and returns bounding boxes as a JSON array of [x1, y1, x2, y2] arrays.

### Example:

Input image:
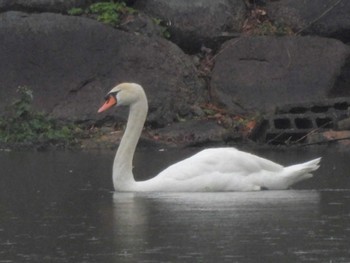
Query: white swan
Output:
[[98, 83, 321, 192]]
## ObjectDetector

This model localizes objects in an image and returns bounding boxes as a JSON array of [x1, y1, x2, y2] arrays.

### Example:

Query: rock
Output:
[[118, 12, 165, 38], [266, 0, 350, 42], [149, 119, 236, 146], [307, 130, 350, 146], [0, 11, 205, 126], [210, 36, 350, 114], [134, 0, 246, 53], [330, 55, 350, 97], [0, 0, 95, 13], [336, 117, 350, 130]]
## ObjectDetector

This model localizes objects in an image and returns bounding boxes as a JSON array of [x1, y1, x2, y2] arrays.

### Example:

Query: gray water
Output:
[[0, 146, 350, 262]]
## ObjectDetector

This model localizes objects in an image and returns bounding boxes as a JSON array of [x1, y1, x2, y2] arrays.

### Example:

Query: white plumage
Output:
[[98, 83, 321, 192]]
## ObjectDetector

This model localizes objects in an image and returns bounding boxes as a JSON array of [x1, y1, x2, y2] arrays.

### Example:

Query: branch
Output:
[[296, 0, 343, 34]]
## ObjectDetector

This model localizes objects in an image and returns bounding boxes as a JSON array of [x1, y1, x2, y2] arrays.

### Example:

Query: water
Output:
[[0, 146, 350, 262]]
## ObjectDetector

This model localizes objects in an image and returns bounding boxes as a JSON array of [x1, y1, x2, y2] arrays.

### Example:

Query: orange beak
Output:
[[98, 95, 117, 113]]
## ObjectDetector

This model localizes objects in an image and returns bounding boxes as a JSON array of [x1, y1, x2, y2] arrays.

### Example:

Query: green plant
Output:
[[152, 18, 171, 39], [67, 7, 84, 16], [255, 21, 294, 36], [0, 86, 80, 146], [66, 1, 136, 27], [89, 1, 135, 26]]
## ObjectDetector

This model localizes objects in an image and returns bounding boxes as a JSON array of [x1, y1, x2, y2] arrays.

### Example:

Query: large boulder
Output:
[[0, 11, 205, 126], [266, 0, 350, 42], [0, 0, 94, 13], [134, 0, 246, 53], [211, 36, 350, 113]]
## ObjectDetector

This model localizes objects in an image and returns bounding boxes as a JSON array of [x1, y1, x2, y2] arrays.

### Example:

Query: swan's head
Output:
[[98, 83, 146, 113]]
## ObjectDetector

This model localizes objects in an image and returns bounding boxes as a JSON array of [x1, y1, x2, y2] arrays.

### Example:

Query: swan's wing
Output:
[[157, 148, 284, 181]]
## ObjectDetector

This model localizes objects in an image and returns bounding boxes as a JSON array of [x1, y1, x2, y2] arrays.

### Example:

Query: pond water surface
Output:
[[0, 145, 350, 262]]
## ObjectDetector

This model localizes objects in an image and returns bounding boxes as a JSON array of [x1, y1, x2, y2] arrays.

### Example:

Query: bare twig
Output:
[[266, 130, 288, 144], [301, 136, 350, 147], [293, 121, 333, 144], [210, 38, 242, 63], [296, 0, 343, 34], [267, 120, 333, 145]]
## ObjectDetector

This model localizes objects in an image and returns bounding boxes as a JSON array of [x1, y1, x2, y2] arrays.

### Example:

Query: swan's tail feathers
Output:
[[297, 157, 321, 174], [284, 157, 321, 187]]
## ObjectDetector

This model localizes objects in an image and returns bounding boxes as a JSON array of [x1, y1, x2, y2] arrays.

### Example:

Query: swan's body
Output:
[[98, 83, 321, 192]]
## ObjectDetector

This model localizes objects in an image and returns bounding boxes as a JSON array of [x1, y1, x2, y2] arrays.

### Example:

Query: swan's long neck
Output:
[[113, 95, 148, 190]]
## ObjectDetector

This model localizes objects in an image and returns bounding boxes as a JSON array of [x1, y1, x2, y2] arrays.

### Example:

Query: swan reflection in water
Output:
[[112, 190, 320, 261]]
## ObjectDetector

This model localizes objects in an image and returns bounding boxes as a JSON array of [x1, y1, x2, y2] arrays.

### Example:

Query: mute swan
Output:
[[98, 83, 321, 192]]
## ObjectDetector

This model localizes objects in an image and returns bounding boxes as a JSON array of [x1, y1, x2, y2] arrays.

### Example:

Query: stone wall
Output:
[[1, 0, 350, 129]]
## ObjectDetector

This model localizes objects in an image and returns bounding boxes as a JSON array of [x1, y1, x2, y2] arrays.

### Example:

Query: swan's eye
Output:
[[105, 91, 118, 101]]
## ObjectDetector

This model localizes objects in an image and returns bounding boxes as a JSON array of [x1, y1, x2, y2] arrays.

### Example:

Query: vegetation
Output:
[[67, 7, 84, 16], [243, 7, 294, 36], [67, 1, 172, 38], [199, 103, 259, 137], [89, 1, 135, 26], [68, 1, 136, 27], [152, 18, 171, 39], [254, 21, 294, 36], [0, 87, 81, 148]]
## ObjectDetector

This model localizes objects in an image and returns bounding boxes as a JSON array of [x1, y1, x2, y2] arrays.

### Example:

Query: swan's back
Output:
[[133, 147, 320, 192], [160, 148, 283, 180]]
